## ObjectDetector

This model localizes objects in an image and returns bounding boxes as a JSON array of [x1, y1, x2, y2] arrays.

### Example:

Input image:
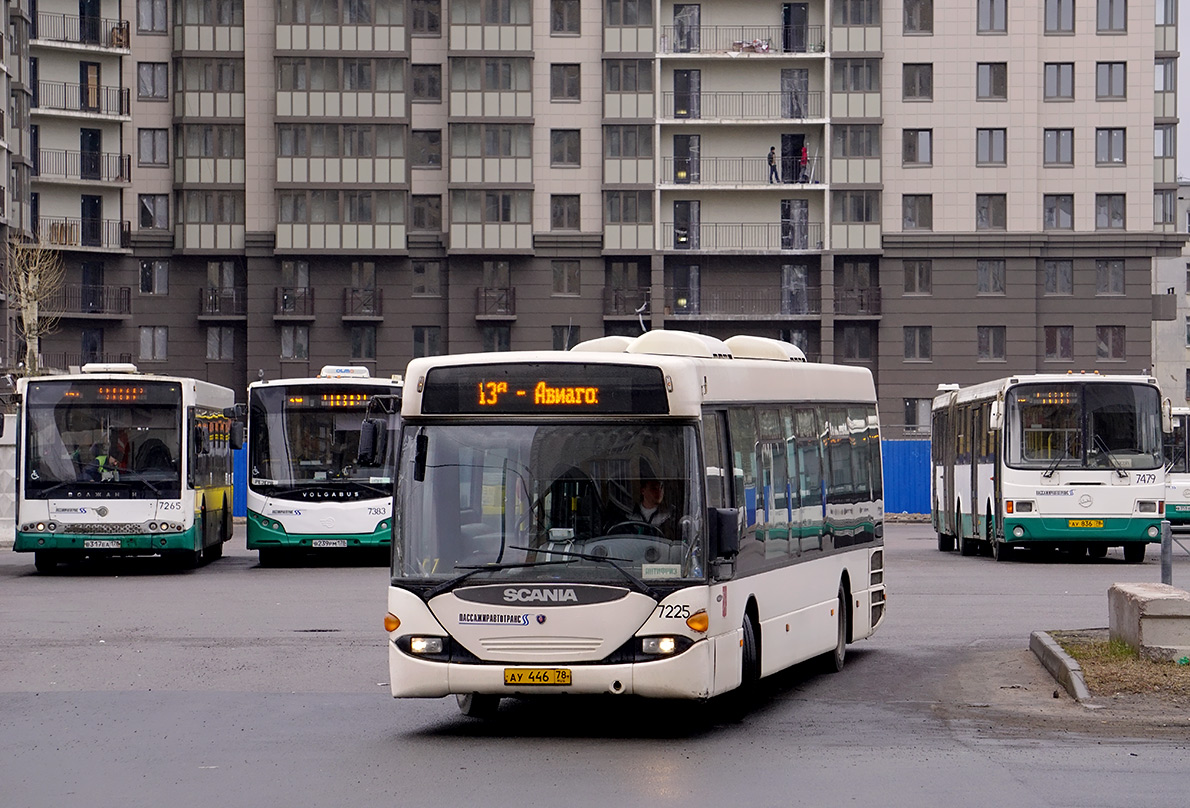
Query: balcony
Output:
[[43, 284, 132, 318], [198, 288, 247, 319], [834, 288, 881, 316], [34, 81, 131, 118], [663, 156, 821, 185], [34, 149, 131, 184], [660, 24, 825, 54], [37, 216, 131, 250], [603, 287, 650, 317], [41, 351, 133, 372], [274, 287, 315, 318], [476, 286, 516, 319], [33, 14, 129, 48], [662, 91, 823, 120], [343, 287, 382, 320], [664, 221, 824, 252], [663, 286, 821, 319]]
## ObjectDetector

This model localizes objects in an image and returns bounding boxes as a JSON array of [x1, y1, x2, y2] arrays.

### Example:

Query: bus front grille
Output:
[[65, 523, 147, 535], [480, 637, 605, 655]]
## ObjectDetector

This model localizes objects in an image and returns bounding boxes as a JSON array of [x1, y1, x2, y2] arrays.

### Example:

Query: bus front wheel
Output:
[[824, 588, 848, 673], [937, 532, 955, 552], [456, 693, 500, 719], [34, 551, 59, 574], [1123, 543, 1146, 563]]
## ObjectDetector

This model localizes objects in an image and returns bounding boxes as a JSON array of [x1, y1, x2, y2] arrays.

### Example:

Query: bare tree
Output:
[[3, 241, 66, 376]]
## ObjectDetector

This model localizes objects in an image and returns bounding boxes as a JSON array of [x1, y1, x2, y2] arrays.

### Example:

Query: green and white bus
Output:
[[384, 331, 886, 716], [1163, 407, 1190, 527], [246, 366, 402, 565], [932, 373, 1170, 562], [14, 363, 241, 572]]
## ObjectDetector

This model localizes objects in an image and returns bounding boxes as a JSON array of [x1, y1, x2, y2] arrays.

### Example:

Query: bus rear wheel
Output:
[[1123, 543, 1146, 563], [456, 693, 500, 719]]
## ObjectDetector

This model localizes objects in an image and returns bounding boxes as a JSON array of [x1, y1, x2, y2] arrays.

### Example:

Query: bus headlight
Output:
[[1137, 501, 1158, 514], [1013, 501, 1033, 513], [641, 637, 678, 655], [410, 637, 444, 654]]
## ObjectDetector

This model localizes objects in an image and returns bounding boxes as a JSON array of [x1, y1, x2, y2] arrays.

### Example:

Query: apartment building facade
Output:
[[2, 0, 1183, 433]]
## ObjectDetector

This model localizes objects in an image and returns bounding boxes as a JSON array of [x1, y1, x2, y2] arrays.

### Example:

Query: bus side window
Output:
[[726, 407, 759, 530], [701, 410, 728, 509]]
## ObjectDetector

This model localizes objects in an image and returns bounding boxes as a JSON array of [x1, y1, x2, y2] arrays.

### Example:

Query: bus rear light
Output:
[[149, 522, 158, 531], [384, 613, 401, 632], [642, 637, 677, 655], [685, 610, 708, 633], [410, 636, 443, 654]]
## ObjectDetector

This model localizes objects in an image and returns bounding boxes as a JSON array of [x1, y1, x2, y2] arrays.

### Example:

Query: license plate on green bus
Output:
[[1068, 519, 1103, 528], [504, 668, 572, 686], [84, 539, 121, 549], [311, 539, 347, 548]]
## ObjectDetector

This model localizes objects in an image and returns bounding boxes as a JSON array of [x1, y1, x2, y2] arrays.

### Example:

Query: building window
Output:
[[833, 0, 879, 25], [1044, 259, 1073, 295], [138, 129, 168, 165], [1156, 190, 1176, 225], [904, 0, 932, 33], [137, 63, 168, 98], [410, 195, 441, 231], [1096, 0, 1126, 32], [206, 326, 234, 361], [904, 398, 932, 435], [412, 260, 442, 296], [1095, 259, 1125, 295], [902, 195, 932, 230], [482, 324, 511, 352], [411, 0, 441, 34], [1043, 194, 1074, 230], [552, 325, 580, 350], [351, 325, 376, 360], [551, 0, 579, 34], [281, 324, 309, 360], [552, 260, 580, 295], [1045, 0, 1074, 32], [1043, 129, 1073, 164], [977, 259, 1005, 294], [551, 130, 580, 166], [1096, 325, 1125, 360], [977, 0, 1006, 32], [977, 325, 1006, 360], [1044, 63, 1074, 99], [413, 326, 442, 358], [606, 0, 651, 25], [976, 63, 1007, 99], [1096, 63, 1126, 98], [551, 195, 581, 230], [838, 325, 874, 361], [904, 260, 931, 295], [976, 194, 1006, 230], [904, 326, 932, 361], [834, 191, 879, 223], [410, 130, 442, 167], [1185, 369, 1190, 401], [605, 125, 653, 157], [1185, 316, 1190, 347], [976, 129, 1006, 164], [140, 259, 168, 294], [138, 0, 167, 32], [1095, 128, 1126, 164], [1156, 125, 1176, 158], [606, 60, 653, 93], [139, 194, 168, 229], [833, 125, 880, 158], [411, 64, 442, 101], [902, 64, 933, 100], [550, 64, 580, 100], [1045, 326, 1074, 361], [833, 59, 880, 92], [1156, 59, 1176, 92], [1095, 194, 1125, 229], [139, 326, 168, 361], [605, 191, 653, 223], [902, 129, 932, 165]]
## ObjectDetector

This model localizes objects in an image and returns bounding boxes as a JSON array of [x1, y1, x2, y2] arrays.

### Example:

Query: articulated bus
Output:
[[1164, 407, 1190, 528], [246, 366, 402, 565], [932, 372, 1170, 562], [14, 364, 240, 573], [384, 331, 886, 716]]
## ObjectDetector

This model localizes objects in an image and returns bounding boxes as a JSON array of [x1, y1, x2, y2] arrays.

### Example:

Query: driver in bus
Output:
[[622, 469, 676, 538]]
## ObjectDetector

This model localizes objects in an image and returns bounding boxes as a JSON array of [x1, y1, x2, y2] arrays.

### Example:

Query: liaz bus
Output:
[[932, 372, 1171, 562], [246, 365, 402, 565], [1163, 407, 1190, 528], [383, 330, 886, 717], [14, 363, 241, 573]]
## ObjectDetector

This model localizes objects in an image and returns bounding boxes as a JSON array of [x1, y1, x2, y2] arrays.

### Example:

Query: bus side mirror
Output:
[[1163, 398, 1174, 434], [708, 507, 740, 559], [358, 418, 388, 466], [222, 403, 247, 419], [988, 400, 1003, 431], [229, 422, 244, 451]]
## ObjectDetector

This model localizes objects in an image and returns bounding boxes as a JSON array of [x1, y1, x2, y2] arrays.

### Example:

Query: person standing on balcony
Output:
[[799, 145, 809, 182], [768, 146, 779, 183]]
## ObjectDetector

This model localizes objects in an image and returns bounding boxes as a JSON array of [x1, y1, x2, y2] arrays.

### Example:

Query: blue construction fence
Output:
[[231, 440, 934, 520]]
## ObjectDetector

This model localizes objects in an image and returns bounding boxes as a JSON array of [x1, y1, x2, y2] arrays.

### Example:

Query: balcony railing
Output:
[[200, 287, 247, 316], [661, 24, 825, 54], [41, 351, 133, 371], [603, 287, 650, 316], [663, 286, 821, 317], [664, 221, 824, 252], [35, 81, 131, 117], [43, 284, 132, 317], [662, 91, 823, 120], [33, 13, 129, 47], [34, 149, 131, 183], [275, 286, 314, 315], [477, 286, 516, 317], [663, 155, 821, 185], [344, 287, 382, 317], [834, 288, 882, 315], [37, 216, 131, 249]]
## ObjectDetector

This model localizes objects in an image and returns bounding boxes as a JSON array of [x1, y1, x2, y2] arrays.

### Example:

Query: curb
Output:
[[1030, 630, 1093, 703]]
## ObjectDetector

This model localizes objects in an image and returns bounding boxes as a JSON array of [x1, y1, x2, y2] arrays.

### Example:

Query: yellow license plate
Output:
[[1068, 519, 1104, 528], [503, 668, 572, 686]]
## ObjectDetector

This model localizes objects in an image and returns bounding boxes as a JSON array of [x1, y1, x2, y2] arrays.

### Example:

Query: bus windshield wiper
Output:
[[422, 559, 577, 600], [509, 545, 660, 599], [1042, 443, 1068, 478], [1093, 434, 1129, 478]]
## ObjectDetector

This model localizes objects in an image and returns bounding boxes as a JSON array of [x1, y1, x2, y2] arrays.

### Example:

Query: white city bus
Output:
[[1163, 407, 1190, 527], [384, 331, 886, 716], [14, 364, 240, 572], [246, 366, 402, 565], [932, 373, 1170, 562]]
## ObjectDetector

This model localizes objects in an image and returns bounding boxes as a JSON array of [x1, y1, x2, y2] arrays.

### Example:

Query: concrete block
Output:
[[1108, 582, 1190, 661]]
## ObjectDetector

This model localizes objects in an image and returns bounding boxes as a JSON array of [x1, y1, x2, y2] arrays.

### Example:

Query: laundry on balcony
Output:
[[732, 39, 772, 53]]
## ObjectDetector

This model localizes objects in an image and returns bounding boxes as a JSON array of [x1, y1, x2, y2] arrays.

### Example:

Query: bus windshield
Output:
[[1006, 382, 1163, 471], [248, 385, 397, 493], [24, 379, 182, 498], [393, 421, 705, 584]]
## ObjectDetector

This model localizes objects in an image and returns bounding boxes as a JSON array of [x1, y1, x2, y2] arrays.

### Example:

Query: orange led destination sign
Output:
[[478, 380, 600, 408], [422, 363, 668, 415]]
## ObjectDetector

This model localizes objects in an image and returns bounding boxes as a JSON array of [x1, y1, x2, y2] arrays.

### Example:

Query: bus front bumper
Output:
[[1002, 516, 1161, 544], [14, 526, 199, 554], [246, 513, 391, 550]]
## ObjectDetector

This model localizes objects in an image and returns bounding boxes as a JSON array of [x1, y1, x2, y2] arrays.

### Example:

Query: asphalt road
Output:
[[2, 523, 1188, 808]]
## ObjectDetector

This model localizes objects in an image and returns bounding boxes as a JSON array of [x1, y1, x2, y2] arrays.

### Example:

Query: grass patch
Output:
[[1051, 630, 1190, 699]]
